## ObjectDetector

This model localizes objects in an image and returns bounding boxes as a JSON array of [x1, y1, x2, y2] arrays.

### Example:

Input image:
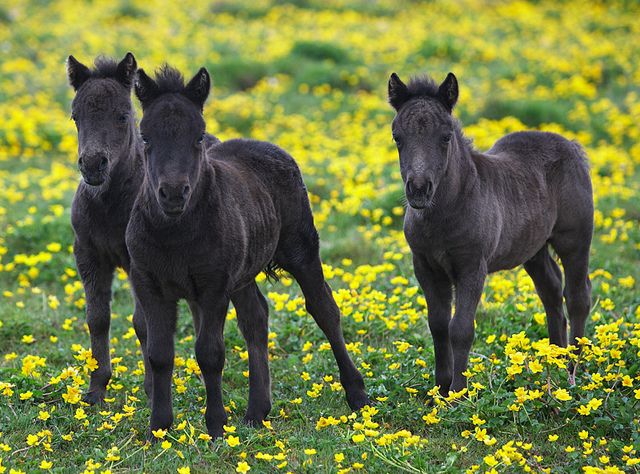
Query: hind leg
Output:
[[551, 235, 592, 346], [232, 283, 272, 426], [524, 246, 567, 347], [277, 239, 369, 410]]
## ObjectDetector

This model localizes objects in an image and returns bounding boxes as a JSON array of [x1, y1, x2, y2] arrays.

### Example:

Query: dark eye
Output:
[[70, 113, 77, 122], [392, 133, 402, 148], [442, 133, 452, 144], [118, 113, 129, 124], [197, 132, 205, 145], [141, 135, 149, 146]]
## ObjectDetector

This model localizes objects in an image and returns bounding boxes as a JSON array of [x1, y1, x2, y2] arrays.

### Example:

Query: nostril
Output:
[[99, 157, 108, 170], [182, 185, 190, 198], [406, 180, 414, 195], [425, 180, 433, 195]]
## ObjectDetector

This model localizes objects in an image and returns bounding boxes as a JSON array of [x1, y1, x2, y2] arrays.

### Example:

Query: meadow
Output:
[[0, 0, 639, 472]]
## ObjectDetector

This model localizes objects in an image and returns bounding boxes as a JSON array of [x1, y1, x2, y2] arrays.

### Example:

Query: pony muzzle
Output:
[[405, 177, 434, 209], [79, 153, 109, 186], [157, 181, 191, 217]]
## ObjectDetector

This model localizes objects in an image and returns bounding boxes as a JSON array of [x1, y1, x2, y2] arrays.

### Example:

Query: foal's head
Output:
[[388, 72, 459, 209], [67, 53, 138, 186], [134, 65, 210, 218]]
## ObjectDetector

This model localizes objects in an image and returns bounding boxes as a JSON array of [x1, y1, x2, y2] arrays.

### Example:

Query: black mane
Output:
[[89, 56, 120, 79], [153, 65, 187, 94], [405, 75, 440, 101]]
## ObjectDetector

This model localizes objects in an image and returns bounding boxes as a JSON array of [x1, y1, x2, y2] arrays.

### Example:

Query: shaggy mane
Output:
[[405, 75, 440, 101], [89, 56, 120, 79], [153, 65, 187, 94]]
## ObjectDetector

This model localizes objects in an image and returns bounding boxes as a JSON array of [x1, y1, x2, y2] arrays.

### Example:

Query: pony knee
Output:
[[448, 318, 475, 351]]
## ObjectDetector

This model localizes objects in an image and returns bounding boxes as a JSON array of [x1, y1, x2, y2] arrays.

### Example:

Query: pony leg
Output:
[[551, 236, 592, 346], [75, 242, 115, 405], [287, 256, 369, 411], [449, 263, 486, 393], [132, 293, 152, 399], [193, 294, 230, 439], [524, 246, 567, 347], [232, 283, 272, 426], [413, 254, 453, 396]]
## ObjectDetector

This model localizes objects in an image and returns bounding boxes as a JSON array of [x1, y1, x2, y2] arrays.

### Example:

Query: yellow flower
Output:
[[548, 434, 559, 442], [352, 434, 365, 443], [74, 408, 87, 420], [553, 389, 572, 401], [236, 461, 250, 474], [335, 453, 345, 463], [226, 435, 240, 447], [19, 391, 33, 400], [21, 335, 35, 344], [177, 468, 190, 474], [304, 449, 316, 455], [39, 460, 52, 470], [161, 440, 172, 450], [152, 429, 167, 439]]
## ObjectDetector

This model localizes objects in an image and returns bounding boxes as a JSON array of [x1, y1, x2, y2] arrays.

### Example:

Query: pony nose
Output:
[[406, 177, 433, 198], [158, 181, 191, 206], [79, 153, 108, 173]]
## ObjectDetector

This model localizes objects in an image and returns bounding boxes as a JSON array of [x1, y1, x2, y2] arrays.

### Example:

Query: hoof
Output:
[[346, 390, 370, 411], [82, 390, 105, 405], [242, 415, 264, 428]]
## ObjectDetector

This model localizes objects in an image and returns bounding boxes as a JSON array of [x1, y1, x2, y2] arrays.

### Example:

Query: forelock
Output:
[[153, 65, 187, 94], [405, 75, 440, 99], [89, 56, 120, 79]]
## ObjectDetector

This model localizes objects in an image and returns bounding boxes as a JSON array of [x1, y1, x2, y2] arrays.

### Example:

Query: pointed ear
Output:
[[388, 73, 410, 111], [67, 55, 91, 91], [115, 52, 137, 89], [437, 72, 458, 112], [184, 67, 210, 109], [134, 69, 160, 108]]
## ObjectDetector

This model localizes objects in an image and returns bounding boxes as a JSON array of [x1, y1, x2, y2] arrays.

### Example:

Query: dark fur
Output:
[[128, 65, 369, 439], [389, 72, 593, 395], [67, 53, 150, 404]]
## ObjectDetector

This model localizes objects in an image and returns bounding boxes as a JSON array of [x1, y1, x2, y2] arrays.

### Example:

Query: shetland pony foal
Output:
[[67, 53, 149, 404], [128, 65, 369, 438], [388, 72, 593, 396]]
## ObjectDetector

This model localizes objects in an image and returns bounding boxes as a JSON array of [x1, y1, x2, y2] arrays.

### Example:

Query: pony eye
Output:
[[118, 113, 128, 124], [442, 133, 452, 144], [197, 133, 205, 145], [393, 134, 402, 148], [141, 135, 149, 146], [70, 113, 77, 122]]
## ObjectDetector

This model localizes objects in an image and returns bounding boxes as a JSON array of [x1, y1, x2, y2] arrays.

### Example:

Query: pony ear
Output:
[[184, 67, 210, 109], [67, 55, 91, 91], [134, 69, 160, 108], [437, 72, 458, 112], [388, 73, 410, 111], [115, 52, 137, 89]]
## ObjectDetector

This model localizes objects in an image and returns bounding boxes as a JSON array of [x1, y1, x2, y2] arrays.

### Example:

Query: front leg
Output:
[[192, 291, 230, 439], [130, 268, 177, 437], [412, 254, 453, 396], [132, 292, 152, 399], [74, 241, 115, 405], [450, 262, 487, 393]]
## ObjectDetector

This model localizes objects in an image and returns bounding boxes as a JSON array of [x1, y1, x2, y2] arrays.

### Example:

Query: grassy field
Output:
[[1, 0, 639, 472]]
